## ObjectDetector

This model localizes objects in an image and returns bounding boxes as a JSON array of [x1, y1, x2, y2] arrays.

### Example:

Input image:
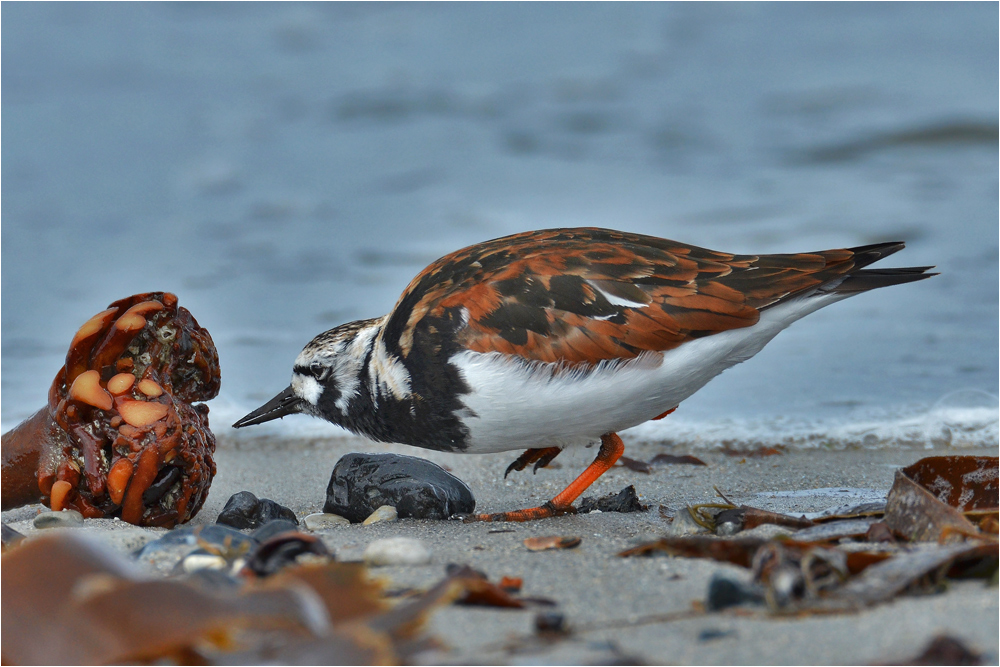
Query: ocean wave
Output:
[[626, 401, 998, 451]]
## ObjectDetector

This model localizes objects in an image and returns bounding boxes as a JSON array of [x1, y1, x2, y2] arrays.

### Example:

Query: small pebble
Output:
[[579, 485, 646, 514], [181, 552, 230, 574], [362, 505, 398, 525], [534, 612, 570, 635], [716, 521, 741, 536], [363, 537, 432, 566], [714, 508, 745, 535], [216, 491, 298, 530], [698, 627, 737, 642], [705, 572, 766, 611], [304, 512, 351, 530], [33, 510, 84, 529]]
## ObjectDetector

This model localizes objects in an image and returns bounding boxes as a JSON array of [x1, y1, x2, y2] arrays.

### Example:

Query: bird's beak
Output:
[[232, 386, 305, 428]]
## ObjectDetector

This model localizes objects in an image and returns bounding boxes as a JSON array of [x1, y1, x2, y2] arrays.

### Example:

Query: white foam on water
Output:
[[625, 402, 998, 452]]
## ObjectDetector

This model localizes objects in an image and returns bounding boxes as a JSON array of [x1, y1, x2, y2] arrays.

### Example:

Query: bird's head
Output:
[[232, 317, 384, 428]]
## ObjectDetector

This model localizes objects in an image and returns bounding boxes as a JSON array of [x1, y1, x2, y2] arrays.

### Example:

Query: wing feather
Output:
[[380, 228, 883, 365]]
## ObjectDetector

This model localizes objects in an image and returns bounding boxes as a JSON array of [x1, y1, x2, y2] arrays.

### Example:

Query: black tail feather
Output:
[[802, 241, 939, 295], [845, 241, 907, 270], [832, 266, 938, 293]]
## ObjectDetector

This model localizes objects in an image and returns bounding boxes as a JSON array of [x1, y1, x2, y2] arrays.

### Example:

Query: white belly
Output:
[[450, 296, 841, 453]]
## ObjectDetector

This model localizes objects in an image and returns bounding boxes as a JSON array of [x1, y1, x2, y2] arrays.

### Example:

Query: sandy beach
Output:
[[4, 433, 997, 665]]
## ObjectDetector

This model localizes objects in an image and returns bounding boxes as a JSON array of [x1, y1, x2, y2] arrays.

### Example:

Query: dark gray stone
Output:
[[534, 612, 569, 635], [579, 485, 647, 514], [324, 453, 475, 523], [216, 491, 298, 529], [705, 572, 766, 611]]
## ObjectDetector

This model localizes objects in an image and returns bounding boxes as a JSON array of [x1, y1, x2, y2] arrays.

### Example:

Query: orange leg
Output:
[[469, 433, 625, 522]]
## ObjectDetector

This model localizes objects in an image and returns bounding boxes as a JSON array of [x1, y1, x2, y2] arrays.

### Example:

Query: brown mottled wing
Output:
[[379, 228, 863, 365]]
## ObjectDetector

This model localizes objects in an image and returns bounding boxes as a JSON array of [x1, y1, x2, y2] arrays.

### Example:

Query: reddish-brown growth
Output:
[[1, 292, 220, 527]]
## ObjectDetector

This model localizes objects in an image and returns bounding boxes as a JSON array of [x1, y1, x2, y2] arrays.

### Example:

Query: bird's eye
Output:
[[309, 361, 329, 381]]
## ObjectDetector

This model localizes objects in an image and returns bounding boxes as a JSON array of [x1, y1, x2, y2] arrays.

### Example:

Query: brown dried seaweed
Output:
[[1, 532, 468, 665], [884, 456, 998, 543]]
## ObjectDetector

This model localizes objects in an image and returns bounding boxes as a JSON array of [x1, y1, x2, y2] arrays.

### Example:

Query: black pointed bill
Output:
[[233, 386, 305, 428]]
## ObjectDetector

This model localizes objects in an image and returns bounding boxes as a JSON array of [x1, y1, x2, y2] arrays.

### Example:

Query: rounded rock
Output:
[[324, 453, 475, 522], [362, 505, 398, 525], [216, 491, 298, 530], [33, 509, 84, 529], [363, 537, 432, 566], [304, 512, 351, 530]]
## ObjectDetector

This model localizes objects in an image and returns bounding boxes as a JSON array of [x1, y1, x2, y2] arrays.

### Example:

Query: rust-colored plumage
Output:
[[383, 228, 893, 366]]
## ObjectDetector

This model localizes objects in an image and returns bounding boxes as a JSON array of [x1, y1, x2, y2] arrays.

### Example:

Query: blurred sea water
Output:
[[2, 3, 997, 449]]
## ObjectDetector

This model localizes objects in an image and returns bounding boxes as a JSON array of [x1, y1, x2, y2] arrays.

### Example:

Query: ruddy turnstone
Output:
[[234, 228, 934, 521]]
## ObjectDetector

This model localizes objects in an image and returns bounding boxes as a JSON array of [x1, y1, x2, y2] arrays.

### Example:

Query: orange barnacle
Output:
[[50, 480, 73, 512], [108, 373, 136, 395], [120, 447, 160, 524], [126, 301, 166, 316], [106, 459, 134, 505], [65, 308, 119, 382], [116, 300, 165, 331], [68, 370, 113, 411], [71, 308, 119, 346], [119, 400, 170, 427], [114, 313, 147, 333], [137, 379, 163, 397]]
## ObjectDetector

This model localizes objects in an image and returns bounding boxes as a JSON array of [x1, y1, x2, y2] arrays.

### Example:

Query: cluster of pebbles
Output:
[[8, 452, 474, 577]]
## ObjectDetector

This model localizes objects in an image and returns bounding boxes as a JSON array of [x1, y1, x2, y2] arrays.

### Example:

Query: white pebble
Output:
[[181, 553, 228, 573], [33, 510, 84, 529], [362, 505, 398, 525], [363, 537, 432, 566], [304, 512, 351, 530]]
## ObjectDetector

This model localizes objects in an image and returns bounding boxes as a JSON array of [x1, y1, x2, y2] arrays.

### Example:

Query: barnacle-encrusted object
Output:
[[1, 292, 220, 526]]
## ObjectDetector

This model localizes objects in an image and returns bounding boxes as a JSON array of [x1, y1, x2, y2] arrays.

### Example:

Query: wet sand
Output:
[[3, 434, 997, 665]]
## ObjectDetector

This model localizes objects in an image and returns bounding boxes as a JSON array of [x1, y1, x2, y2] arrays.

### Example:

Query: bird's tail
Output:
[[821, 242, 937, 294]]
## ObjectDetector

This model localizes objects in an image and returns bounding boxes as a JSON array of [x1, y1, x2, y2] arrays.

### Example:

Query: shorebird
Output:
[[234, 228, 933, 521]]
